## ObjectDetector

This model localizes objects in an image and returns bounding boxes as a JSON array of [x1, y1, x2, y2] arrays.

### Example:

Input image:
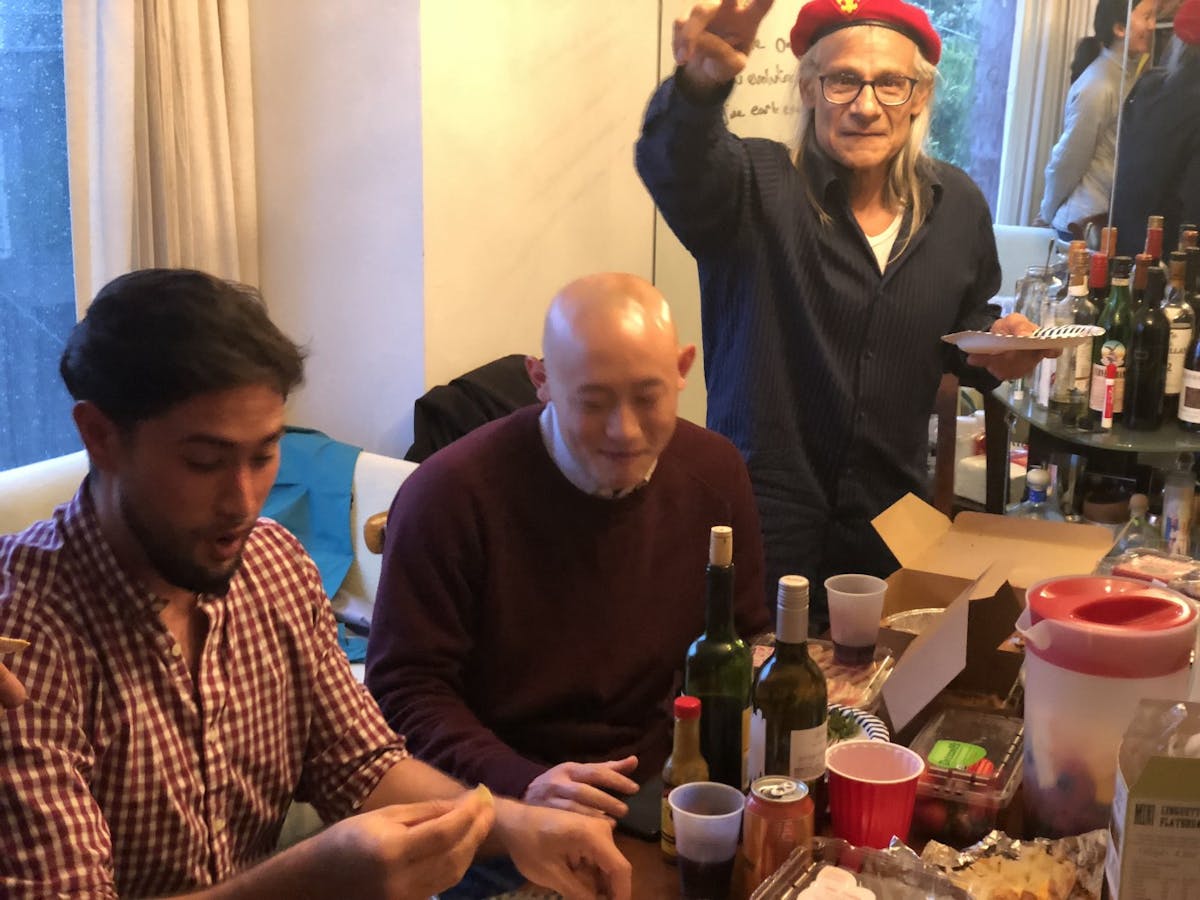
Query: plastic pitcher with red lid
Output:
[[1017, 575, 1197, 836]]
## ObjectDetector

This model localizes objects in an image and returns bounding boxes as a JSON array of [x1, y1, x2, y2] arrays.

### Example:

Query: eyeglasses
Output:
[[818, 73, 919, 107]]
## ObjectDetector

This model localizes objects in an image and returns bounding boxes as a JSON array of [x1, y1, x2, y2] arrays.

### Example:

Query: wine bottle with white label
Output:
[[749, 576, 827, 801]]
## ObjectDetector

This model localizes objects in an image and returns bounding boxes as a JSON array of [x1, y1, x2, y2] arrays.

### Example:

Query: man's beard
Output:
[[119, 493, 243, 596]]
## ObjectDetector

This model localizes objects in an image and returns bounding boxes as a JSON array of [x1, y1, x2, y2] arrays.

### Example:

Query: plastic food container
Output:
[[907, 709, 1024, 848], [750, 837, 971, 899]]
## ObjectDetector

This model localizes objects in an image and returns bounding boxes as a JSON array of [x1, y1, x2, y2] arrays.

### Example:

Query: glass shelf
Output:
[[992, 382, 1200, 454]]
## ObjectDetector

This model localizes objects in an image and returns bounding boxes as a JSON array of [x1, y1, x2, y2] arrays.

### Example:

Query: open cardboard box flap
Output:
[[873, 493, 1113, 605], [872, 494, 1113, 735]]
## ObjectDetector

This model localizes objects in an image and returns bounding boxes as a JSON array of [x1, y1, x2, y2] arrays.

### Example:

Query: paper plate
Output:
[[827, 703, 889, 746], [941, 326, 1102, 355]]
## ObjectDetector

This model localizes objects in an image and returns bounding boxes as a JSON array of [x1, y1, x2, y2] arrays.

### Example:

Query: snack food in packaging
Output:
[[1106, 700, 1200, 900], [921, 829, 1107, 900]]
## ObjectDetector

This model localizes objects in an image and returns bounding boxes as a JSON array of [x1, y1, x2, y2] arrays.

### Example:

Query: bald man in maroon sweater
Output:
[[366, 273, 769, 822]]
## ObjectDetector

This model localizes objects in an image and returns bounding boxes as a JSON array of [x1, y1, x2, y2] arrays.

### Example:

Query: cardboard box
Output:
[[1106, 699, 1200, 900], [871, 494, 1113, 738]]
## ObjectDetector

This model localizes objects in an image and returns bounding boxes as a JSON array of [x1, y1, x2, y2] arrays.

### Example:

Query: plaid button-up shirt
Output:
[[0, 487, 407, 898]]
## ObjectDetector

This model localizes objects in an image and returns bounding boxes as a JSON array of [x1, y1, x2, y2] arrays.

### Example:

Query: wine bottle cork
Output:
[[708, 525, 733, 567]]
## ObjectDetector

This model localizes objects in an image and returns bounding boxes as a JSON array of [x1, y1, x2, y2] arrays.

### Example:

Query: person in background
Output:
[[0, 662, 23, 708], [635, 0, 1046, 628], [0, 269, 630, 900], [1040, 0, 1159, 244], [366, 273, 769, 820], [1112, 0, 1200, 257]]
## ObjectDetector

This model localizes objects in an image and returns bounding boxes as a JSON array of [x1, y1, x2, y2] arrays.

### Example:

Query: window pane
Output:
[[925, 0, 1018, 214], [0, 0, 78, 472]]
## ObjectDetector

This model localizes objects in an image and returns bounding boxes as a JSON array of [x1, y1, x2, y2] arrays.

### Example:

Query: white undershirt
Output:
[[537, 403, 656, 498], [866, 213, 903, 273]]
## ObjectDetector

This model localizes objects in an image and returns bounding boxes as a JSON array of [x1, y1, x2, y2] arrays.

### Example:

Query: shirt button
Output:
[[864, 350, 874, 361], [171, 645, 183, 658], [212, 817, 226, 835]]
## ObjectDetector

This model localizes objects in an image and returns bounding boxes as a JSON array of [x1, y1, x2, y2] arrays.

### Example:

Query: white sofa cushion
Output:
[[0, 450, 89, 536], [0, 448, 416, 631]]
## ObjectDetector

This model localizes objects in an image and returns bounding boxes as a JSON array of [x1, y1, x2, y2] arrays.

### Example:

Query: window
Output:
[[924, 0, 1019, 214], [0, 0, 78, 472]]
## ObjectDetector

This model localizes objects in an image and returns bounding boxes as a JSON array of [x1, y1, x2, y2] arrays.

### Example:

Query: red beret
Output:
[[790, 0, 943, 65], [1176, 0, 1200, 47]]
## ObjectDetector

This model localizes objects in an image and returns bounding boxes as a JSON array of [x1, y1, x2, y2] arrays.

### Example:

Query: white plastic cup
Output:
[[667, 782, 745, 899], [824, 574, 888, 667]]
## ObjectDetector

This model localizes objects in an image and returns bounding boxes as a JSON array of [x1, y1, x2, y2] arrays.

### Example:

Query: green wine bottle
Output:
[[749, 576, 828, 797], [684, 526, 752, 791], [1087, 256, 1134, 428]]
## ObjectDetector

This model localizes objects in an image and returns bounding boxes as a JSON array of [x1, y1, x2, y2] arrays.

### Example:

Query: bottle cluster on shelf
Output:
[[1021, 217, 1200, 433]]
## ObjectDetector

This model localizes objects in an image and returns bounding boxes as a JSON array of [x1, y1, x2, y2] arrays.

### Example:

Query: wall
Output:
[[250, 0, 424, 457], [420, 1, 661, 390]]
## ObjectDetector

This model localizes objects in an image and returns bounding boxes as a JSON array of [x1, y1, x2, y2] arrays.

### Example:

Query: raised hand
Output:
[[674, 0, 776, 89], [522, 755, 639, 819]]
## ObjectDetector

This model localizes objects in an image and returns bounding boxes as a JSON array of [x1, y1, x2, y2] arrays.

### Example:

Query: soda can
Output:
[[742, 776, 815, 893]]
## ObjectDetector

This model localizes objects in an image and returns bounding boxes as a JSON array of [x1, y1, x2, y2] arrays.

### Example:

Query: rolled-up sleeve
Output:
[[293, 568, 408, 821]]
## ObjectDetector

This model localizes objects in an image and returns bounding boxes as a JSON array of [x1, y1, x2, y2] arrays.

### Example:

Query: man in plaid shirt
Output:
[[0, 268, 630, 900]]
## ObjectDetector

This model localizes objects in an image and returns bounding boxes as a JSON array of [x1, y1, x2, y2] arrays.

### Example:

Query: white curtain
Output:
[[62, 0, 257, 315], [994, 0, 1094, 226]]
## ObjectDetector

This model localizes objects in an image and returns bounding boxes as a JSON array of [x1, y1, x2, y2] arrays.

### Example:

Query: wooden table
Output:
[[616, 832, 681, 900]]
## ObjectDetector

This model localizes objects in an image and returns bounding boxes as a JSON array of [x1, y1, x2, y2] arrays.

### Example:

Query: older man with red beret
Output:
[[636, 0, 1048, 626]]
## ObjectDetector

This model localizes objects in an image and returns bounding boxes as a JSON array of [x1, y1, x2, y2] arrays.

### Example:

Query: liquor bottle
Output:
[[1124, 266, 1169, 430], [1087, 256, 1134, 428], [1089, 249, 1111, 307], [1186, 246, 1200, 322], [1009, 467, 1065, 520], [1099, 226, 1118, 264], [1162, 453, 1196, 556], [1113, 494, 1163, 555], [684, 525, 752, 791], [1014, 265, 1055, 401], [1052, 243, 1095, 426], [749, 576, 827, 799], [1162, 251, 1195, 419], [1179, 314, 1200, 431], [1131, 253, 1153, 310], [661, 695, 709, 862], [1179, 226, 1198, 252], [1145, 215, 1165, 265], [1034, 254, 1072, 409]]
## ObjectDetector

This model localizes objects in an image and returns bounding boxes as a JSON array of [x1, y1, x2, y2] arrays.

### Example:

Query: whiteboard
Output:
[[652, 2, 806, 426]]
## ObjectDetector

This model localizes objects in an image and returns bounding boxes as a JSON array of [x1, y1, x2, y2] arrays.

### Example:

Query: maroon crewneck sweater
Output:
[[365, 406, 769, 797]]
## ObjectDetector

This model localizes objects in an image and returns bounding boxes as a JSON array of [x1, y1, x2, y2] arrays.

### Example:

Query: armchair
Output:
[[0, 448, 416, 637]]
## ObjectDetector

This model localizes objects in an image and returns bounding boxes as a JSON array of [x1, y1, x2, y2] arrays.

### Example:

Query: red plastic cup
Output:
[[826, 740, 924, 849]]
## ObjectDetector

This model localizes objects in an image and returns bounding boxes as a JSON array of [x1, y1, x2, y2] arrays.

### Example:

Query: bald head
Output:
[[542, 273, 678, 371], [527, 272, 696, 493]]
